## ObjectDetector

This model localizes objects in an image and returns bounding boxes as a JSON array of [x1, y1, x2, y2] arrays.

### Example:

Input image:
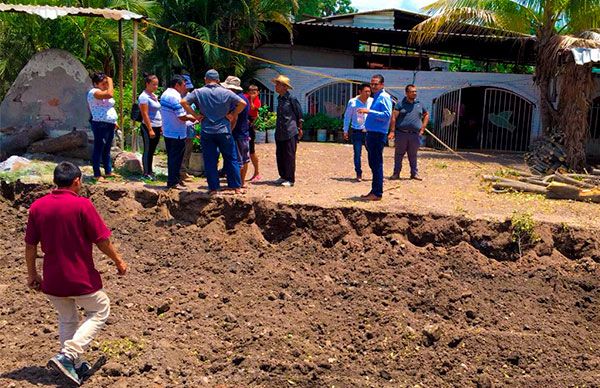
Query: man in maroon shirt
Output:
[[25, 162, 127, 386]]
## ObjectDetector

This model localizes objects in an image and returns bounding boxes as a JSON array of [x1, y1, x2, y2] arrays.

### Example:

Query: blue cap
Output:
[[182, 74, 194, 89], [205, 69, 219, 81]]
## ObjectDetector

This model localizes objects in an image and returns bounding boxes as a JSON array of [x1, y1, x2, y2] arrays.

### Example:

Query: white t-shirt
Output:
[[87, 88, 118, 124]]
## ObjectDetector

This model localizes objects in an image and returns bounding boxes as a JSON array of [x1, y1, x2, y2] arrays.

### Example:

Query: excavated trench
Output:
[[0, 181, 599, 387]]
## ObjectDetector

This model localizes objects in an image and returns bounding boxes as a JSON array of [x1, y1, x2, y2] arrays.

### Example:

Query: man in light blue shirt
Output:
[[343, 82, 372, 181], [357, 74, 393, 200], [181, 69, 247, 194], [160, 75, 193, 189]]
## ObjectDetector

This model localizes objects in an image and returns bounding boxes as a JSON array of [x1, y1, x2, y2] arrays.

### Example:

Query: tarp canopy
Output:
[[0, 3, 144, 20], [571, 48, 600, 65]]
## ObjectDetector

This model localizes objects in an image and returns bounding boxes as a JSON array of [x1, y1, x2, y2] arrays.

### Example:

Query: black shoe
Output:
[[389, 174, 400, 180], [76, 361, 91, 379], [410, 175, 423, 181]]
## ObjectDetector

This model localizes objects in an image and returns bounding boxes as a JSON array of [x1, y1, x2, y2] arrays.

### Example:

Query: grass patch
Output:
[[494, 168, 521, 178], [510, 211, 540, 256], [98, 338, 144, 359], [433, 162, 448, 169]]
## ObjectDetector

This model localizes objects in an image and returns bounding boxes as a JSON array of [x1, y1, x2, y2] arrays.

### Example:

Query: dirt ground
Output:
[[0, 143, 599, 387]]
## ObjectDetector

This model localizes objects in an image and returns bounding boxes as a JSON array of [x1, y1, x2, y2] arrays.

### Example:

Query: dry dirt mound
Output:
[[0, 182, 599, 387]]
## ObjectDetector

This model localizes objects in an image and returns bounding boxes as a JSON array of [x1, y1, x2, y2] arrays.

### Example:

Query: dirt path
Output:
[[0, 183, 599, 387]]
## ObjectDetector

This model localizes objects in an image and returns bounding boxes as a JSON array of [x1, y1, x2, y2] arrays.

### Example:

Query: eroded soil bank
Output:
[[0, 182, 599, 387]]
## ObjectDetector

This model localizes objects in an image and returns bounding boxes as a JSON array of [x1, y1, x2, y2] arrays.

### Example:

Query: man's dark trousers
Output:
[[201, 132, 241, 190], [351, 129, 367, 176], [164, 136, 186, 187], [366, 131, 386, 197], [276, 135, 298, 183], [393, 131, 420, 177]]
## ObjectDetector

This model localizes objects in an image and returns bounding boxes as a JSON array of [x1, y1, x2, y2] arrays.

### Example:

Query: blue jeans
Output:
[[366, 131, 386, 197], [351, 130, 367, 175], [90, 121, 115, 177], [164, 137, 186, 187], [201, 132, 241, 191], [393, 131, 420, 177]]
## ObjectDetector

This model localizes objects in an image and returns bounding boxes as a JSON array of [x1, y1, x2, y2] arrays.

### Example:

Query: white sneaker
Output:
[[281, 181, 294, 187]]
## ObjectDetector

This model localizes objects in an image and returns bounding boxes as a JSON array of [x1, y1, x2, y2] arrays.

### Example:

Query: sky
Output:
[[351, 0, 435, 14]]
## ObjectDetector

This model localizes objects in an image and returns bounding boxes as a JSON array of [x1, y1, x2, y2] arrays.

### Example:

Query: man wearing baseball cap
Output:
[[181, 69, 247, 194]]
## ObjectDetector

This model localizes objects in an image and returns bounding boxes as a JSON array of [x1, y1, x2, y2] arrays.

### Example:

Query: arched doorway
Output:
[[432, 87, 534, 151]]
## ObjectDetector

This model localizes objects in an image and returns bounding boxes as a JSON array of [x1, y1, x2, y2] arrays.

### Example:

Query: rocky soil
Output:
[[0, 182, 599, 387]]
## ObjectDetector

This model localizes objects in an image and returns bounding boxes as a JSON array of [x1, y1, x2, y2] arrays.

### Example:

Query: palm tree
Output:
[[410, 0, 600, 169], [150, 0, 297, 80]]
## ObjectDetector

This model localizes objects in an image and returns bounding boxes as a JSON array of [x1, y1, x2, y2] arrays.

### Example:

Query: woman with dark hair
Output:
[[87, 72, 117, 180], [138, 73, 162, 178]]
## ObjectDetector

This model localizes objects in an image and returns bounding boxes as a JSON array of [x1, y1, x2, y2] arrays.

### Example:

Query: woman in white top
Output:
[[87, 72, 118, 180], [138, 73, 163, 178]]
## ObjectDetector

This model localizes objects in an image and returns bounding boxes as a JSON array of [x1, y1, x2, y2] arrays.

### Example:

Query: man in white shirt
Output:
[[343, 83, 373, 181]]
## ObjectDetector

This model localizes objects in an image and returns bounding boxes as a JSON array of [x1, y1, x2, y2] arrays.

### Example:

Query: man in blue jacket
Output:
[[357, 74, 393, 201]]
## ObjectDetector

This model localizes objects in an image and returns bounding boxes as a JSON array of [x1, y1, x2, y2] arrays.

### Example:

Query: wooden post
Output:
[[131, 20, 139, 152], [118, 19, 124, 148]]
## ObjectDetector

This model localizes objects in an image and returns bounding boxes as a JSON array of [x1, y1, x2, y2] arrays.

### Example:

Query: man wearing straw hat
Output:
[[272, 75, 303, 187]]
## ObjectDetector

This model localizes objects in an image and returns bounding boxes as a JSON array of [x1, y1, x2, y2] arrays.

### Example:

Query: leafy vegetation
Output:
[[510, 211, 540, 256], [253, 105, 277, 132]]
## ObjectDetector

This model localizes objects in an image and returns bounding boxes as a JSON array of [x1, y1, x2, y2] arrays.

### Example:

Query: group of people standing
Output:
[[343, 74, 429, 200], [87, 69, 299, 194]]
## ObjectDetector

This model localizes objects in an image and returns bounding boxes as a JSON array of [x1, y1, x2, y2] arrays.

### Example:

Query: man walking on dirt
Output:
[[25, 162, 127, 386], [389, 84, 429, 180], [357, 74, 393, 201]]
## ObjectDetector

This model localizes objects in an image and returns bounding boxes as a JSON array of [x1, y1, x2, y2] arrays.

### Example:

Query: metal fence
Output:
[[250, 80, 275, 111], [480, 88, 533, 152], [307, 82, 353, 118], [431, 89, 461, 150]]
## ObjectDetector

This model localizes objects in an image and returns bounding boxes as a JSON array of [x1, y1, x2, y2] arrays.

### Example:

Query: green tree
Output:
[[0, 0, 156, 99], [147, 0, 297, 81], [296, 0, 356, 20], [410, 0, 600, 169]]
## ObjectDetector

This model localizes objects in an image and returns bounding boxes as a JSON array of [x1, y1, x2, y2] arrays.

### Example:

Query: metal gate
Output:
[[432, 89, 461, 150], [480, 88, 533, 151]]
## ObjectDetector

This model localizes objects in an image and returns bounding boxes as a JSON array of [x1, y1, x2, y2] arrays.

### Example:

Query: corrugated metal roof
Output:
[[298, 8, 417, 24], [298, 22, 532, 39], [0, 4, 144, 21]]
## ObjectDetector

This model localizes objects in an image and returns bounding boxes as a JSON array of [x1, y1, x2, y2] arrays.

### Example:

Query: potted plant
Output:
[[264, 111, 277, 143], [304, 113, 331, 142], [188, 124, 204, 175], [253, 105, 269, 144], [329, 117, 344, 142]]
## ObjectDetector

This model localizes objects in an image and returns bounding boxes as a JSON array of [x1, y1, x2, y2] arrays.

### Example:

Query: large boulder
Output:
[[113, 152, 142, 175], [0, 49, 91, 138]]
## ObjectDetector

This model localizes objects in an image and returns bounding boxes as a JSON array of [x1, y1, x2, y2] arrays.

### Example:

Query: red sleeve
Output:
[[255, 96, 261, 109], [24, 208, 39, 245], [82, 200, 111, 243]]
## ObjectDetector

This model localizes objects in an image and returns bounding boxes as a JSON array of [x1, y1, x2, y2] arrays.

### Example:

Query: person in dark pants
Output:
[[273, 75, 303, 187], [357, 74, 393, 201], [87, 72, 117, 180], [181, 69, 247, 195], [160, 75, 196, 189], [138, 73, 162, 179], [389, 84, 429, 180], [343, 83, 373, 181]]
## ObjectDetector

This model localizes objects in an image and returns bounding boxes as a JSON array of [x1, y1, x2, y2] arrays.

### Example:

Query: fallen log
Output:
[[28, 130, 88, 154], [58, 145, 92, 160], [492, 181, 548, 194], [592, 169, 600, 175], [553, 172, 596, 189], [0, 124, 46, 160], [546, 182, 600, 203]]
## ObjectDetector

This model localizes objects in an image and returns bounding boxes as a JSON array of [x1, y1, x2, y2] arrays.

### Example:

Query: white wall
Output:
[[255, 65, 540, 139]]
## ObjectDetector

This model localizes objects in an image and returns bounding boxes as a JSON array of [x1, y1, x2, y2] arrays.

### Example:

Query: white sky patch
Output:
[[351, 0, 436, 14]]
